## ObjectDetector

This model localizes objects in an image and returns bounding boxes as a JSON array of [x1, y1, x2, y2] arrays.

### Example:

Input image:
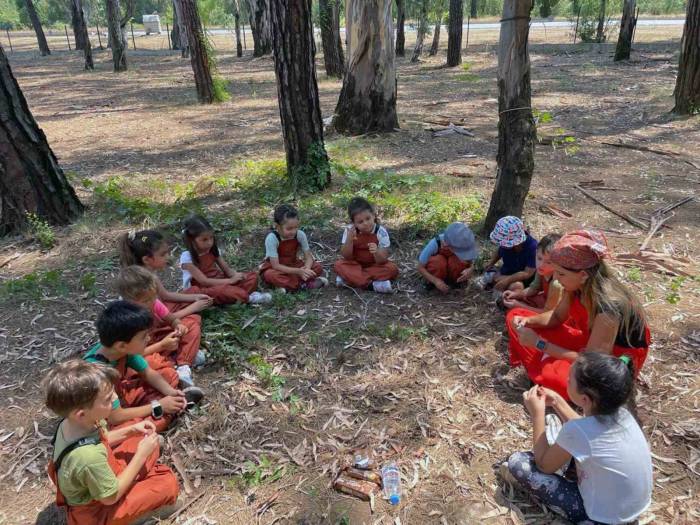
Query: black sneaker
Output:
[[183, 386, 205, 409]]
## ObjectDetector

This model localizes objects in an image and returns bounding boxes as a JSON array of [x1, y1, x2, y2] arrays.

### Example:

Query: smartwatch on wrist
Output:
[[535, 339, 547, 352], [150, 400, 163, 419]]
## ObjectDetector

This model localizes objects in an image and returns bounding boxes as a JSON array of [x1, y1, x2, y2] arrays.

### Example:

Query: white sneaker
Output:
[[276, 287, 287, 294], [318, 276, 329, 287], [372, 280, 393, 293], [335, 276, 345, 287], [249, 291, 273, 304], [177, 365, 194, 388], [193, 350, 207, 368]]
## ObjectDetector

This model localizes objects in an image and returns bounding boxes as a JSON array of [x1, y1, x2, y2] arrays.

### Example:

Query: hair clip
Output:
[[127, 230, 136, 241]]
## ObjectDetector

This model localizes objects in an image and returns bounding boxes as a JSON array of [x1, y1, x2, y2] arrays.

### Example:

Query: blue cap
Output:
[[443, 222, 479, 262], [389, 494, 400, 505]]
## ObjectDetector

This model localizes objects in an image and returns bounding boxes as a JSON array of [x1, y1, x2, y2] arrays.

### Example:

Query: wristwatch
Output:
[[535, 339, 547, 351], [150, 400, 163, 419]]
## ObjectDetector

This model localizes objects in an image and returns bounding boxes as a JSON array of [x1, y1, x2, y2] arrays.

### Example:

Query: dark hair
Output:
[[96, 300, 152, 347], [182, 215, 219, 265], [347, 197, 376, 222], [116, 265, 158, 301], [537, 233, 562, 254], [118, 229, 166, 267], [42, 360, 120, 417], [273, 204, 299, 225], [573, 353, 636, 417]]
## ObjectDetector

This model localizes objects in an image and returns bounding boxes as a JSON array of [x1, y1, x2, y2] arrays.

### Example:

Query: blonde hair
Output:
[[581, 261, 646, 345], [116, 265, 158, 301], [42, 360, 119, 417]]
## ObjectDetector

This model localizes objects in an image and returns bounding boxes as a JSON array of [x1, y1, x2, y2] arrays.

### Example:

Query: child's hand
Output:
[[502, 296, 520, 309], [456, 267, 474, 283], [368, 242, 378, 254], [160, 395, 187, 414], [129, 420, 156, 436], [135, 432, 160, 458], [523, 385, 546, 417], [345, 225, 356, 242], [160, 334, 180, 353], [435, 279, 450, 294], [191, 298, 213, 312], [511, 315, 527, 329], [193, 294, 212, 302], [539, 386, 563, 407], [297, 267, 317, 281], [229, 272, 244, 285], [174, 323, 188, 337]]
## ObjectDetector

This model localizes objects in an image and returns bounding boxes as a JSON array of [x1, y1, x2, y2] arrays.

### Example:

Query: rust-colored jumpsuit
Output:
[[424, 237, 471, 285], [183, 252, 258, 304], [260, 232, 323, 291], [334, 226, 399, 288]]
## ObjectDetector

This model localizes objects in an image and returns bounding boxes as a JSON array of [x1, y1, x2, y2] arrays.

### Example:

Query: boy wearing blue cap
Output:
[[417, 222, 479, 293]]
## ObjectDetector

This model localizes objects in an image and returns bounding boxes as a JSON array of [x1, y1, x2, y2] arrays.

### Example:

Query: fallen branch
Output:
[[597, 140, 700, 171], [574, 184, 647, 230], [640, 196, 696, 251], [171, 453, 193, 495], [167, 490, 206, 523]]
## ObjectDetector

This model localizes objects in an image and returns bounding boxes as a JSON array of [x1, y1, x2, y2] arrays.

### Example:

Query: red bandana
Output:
[[550, 230, 609, 270]]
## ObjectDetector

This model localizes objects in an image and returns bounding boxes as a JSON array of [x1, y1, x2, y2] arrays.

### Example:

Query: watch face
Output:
[[536, 340, 546, 351], [152, 404, 163, 418]]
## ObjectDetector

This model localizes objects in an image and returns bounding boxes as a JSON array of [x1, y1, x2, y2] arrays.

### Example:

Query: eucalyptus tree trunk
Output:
[[0, 45, 83, 234], [395, 0, 405, 56], [180, 0, 215, 103], [484, 0, 536, 231], [106, 0, 127, 71], [173, 0, 190, 57], [74, 0, 93, 69], [233, 0, 243, 57], [429, 14, 442, 56], [334, 0, 398, 135], [25, 0, 50, 55], [595, 0, 607, 43], [246, 0, 272, 56], [614, 0, 636, 61], [319, 0, 345, 77], [673, 0, 700, 114], [411, 0, 428, 63], [446, 0, 462, 66]]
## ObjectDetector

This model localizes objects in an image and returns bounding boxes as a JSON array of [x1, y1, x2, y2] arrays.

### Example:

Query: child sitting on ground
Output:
[[260, 204, 327, 292], [180, 215, 272, 304], [504, 353, 652, 525], [417, 222, 478, 293], [119, 229, 214, 316], [502, 233, 562, 313], [85, 301, 201, 432], [480, 216, 537, 297], [117, 265, 203, 388], [334, 197, 398, 293], [43, 360, 180, 525]]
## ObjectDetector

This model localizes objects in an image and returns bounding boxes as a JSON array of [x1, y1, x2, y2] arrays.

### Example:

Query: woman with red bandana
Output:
[[506, 230, 650, 399]]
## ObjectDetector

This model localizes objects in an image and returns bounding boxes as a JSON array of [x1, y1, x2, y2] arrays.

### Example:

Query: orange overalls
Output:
[[506, 295, 650, 399], [183, 252, 258, 304], [48, 425, 179, 525], [334, 226, 399, 288], [148, 307, 201, 368], [260, 232, 323, 291], [424, 236, 471, 285]]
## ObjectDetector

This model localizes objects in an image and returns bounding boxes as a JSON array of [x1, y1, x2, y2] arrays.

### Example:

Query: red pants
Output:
[[184, 271, 258, 305], [120, 361, 179, 432], [425, 254, 469, 284], [261, 260, 323, 291], [507, 308, 649, 399], [334, 259, 399, 288], [148, 314, 201, 367]]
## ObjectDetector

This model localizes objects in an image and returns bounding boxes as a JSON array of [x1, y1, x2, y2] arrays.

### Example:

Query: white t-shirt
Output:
[[556, 408, 652, 523], [179, 249, 223, 289], [340, 225, 391, 248]]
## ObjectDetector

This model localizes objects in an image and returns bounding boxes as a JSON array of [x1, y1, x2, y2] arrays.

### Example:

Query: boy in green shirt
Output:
[[43, 359, 180, 524]]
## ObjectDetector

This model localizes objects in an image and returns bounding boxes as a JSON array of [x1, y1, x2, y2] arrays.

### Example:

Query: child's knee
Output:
[[507, 451, 533, 481]]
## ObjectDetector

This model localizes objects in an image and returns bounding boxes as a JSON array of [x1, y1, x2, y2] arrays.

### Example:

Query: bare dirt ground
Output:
[[0, 23, 699, 525]]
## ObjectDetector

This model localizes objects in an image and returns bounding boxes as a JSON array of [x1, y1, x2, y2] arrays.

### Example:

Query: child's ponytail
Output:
[[118, 230, 165, 267], [573, 352, 636, 419]]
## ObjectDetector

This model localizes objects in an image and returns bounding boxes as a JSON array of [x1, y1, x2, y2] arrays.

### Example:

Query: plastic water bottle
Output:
[[381, 464, 402, 505]]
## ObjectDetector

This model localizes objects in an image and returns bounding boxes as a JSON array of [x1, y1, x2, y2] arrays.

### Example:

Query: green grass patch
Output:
[[230, 455, 288, 488], [455, 73, 480, 82], [0, 270, 68, 300]]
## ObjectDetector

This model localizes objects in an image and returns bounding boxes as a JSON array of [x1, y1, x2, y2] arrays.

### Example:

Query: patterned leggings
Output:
[[507, 451, 607, 525]]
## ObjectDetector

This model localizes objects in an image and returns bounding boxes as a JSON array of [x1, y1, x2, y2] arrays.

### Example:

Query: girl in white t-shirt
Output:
[[505, 352, 652, 524]]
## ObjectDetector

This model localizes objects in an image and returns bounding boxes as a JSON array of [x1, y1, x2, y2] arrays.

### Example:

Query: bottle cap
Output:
[[389, 494, 400, 505]]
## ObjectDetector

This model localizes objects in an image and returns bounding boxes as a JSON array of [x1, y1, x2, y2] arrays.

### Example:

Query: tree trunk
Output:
[[470, 0, 477, 18], [0, 45, 83, 235], [614, 0, 636, 61], [334, 0, 398, 135], [411, 0, 428, 63], [71, 0, 87, 50], [233, 0, 243, 57], [74, 0, 93, 69], [673, 0, 700, 114], [429, 14, 442, 56], [484, 0, 536, 232], [171, 0, 181, 49], [246, 0, 272, 56], [595, 0, 607, 43], [25, 0, 50, 56], [179, 0, 215, 103], [269, 0, 330, 191], [319, 0, 345, 78], [173, 0, 190, 57], [446, 0, 462, 66], [106, 0, 127, 71], [395, 0, 405, 56]]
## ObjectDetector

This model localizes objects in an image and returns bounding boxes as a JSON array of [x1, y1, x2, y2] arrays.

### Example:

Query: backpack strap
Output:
[[51, 421, 101, 472], [434, 235, 442, 250], [272, 230, 281, 242], [91, 353, 110, 364]]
